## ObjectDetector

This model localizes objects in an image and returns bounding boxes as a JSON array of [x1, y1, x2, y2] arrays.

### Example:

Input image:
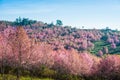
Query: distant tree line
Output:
[[13, 17, 63, 26], [13, 17, 37, 26]]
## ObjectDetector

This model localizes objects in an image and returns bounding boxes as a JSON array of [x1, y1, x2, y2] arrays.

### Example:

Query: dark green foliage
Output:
[[101, 35, 108, 41], [56, 20, 63, 26], [14, 17, 37, 26], [48, 22, 54, 28]]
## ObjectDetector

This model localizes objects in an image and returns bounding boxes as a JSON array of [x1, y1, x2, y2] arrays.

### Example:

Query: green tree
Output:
[[56, 20, 63, 26], [14, 17, 37, 26], [15, 17, 22, 26]]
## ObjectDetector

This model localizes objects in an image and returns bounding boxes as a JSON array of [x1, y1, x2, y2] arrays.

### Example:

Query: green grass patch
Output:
[[91, 40, 108, 54], [91, 40, 120, 55], [0, 74, 54, 80]]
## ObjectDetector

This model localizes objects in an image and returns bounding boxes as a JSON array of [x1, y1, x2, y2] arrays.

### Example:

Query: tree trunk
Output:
[[16, 68, 20, 80]]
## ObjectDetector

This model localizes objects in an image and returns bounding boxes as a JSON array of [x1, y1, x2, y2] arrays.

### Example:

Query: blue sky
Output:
[[0, 0, 120, 29]]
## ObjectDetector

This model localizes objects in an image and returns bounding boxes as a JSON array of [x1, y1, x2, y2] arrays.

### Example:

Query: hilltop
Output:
[[0, 18, 120, 56]]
